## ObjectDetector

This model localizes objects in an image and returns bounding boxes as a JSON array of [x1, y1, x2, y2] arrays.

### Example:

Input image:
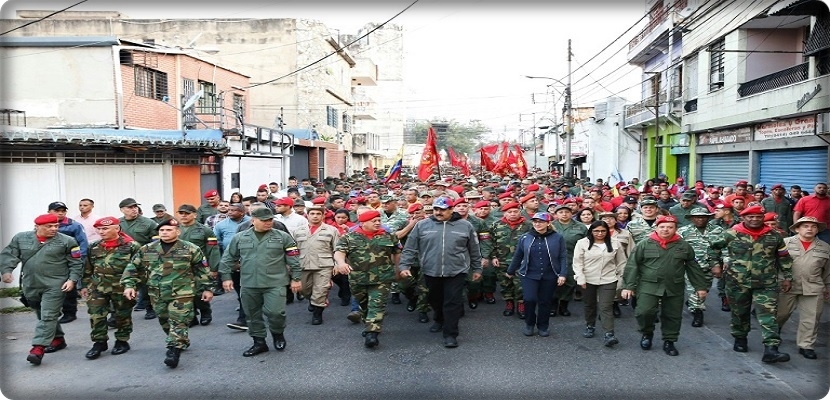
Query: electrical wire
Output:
[[0, 0, 88, 36]]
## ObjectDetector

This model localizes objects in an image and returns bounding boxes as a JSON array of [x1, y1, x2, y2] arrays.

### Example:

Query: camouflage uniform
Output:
[[466, 214, 497, 300], [334, 230, 401, 334], [552, 220, 588, 304], [708, 228, 793, 346], [708, 217, 739, 299], [382, 207, 409, 299], [120, 240, 213, 349], [669, 204, 707, 227], [481, 218, 532, 302], [196, 204, 219, 225], [83, 234, 141, 343], [177, 222, 220, 323], [677, 223, 723, 311], [627, 217, 658, 244]]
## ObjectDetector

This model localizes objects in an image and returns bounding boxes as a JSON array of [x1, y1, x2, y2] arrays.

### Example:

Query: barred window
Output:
[[326, 105, 339, 128], [709, 38, 725, 91], [233, 94, 245, 118], [197, 81, 217, 114], [134, 66, 168, 100]]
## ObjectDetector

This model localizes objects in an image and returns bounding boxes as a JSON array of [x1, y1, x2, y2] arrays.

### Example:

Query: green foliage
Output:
[[0, 287, 21, 298], [0, 306, 32, 314], [407, 119, 491, 156]]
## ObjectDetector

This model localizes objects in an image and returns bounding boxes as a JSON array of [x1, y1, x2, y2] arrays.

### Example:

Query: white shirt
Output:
[[276, 210, 308, 237], [74, 213, 101, 243]]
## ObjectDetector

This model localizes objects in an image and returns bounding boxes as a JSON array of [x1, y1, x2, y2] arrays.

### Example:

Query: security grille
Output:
[[63, 151, 165, 164], [0, 150, 56, 163]]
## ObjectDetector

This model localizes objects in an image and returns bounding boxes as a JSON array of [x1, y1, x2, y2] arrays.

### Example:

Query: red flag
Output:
[[480, 148, 496, 171], [493, 142, 512, 176], [418, 127, 440, 181], [512, 144, 528, 178], [448, 147, 460, 167], [459, 154, 471, 176], [367, 160, 377, 180], [481, 144, 500, 156]]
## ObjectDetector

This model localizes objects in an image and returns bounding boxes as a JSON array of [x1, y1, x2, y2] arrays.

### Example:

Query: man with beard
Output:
[[761, 184, 793, 234]]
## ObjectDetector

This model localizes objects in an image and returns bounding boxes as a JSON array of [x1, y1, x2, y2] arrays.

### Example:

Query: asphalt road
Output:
[[1, 284, 828, 400]]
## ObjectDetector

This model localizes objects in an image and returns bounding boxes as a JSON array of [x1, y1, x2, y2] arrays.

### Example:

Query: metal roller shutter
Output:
[[700, 152, 749, 187], [759, 148, 829, 190]]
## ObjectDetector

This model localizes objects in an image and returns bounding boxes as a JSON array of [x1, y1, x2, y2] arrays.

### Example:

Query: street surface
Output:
[[1, 283, 828, 400]]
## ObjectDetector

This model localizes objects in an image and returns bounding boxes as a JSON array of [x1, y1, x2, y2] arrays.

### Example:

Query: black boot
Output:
[[663, 341, 679, 356], [390, 293, 402, 304], [558, 301, 571, 317], [549, 298, 558, 317], [85, 342, 108, 360], [733, 337, 748, 352], [272, 332, 287, 351], [640, 334, 653, 350], [243, 337, 269, 357], [199, 311, 212, 326], [164, 347, 181, 368], [691, 309, 703, 327], [762, 345, 790, 363], [612, 301, 622, 317], [364, 332, 379, 348], [311, 306, 324, 325], [111, 340, 130, 355]]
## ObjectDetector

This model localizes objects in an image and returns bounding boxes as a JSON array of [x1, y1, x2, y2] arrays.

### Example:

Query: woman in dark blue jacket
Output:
[[506, 212, 568, 337]]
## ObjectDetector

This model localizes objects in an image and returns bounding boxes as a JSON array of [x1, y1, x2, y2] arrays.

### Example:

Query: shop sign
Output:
[[697, 127, 751, 145], [754, 116, 815, 141]]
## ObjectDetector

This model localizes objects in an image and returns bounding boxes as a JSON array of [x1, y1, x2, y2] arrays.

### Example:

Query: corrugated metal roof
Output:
[[0, 126, 226, 150], [0, 36, 119, 47]]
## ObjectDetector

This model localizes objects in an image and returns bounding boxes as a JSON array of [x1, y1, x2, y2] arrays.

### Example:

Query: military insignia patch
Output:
[[285, 246, 300, 257], [70, 246, 82, 258], [207, 237, 218, 246]]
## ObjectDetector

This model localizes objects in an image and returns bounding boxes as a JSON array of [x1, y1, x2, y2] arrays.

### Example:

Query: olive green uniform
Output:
[[178, 222, 220, 322]]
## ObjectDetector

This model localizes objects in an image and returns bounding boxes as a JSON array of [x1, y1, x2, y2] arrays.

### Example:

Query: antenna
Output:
[[182, 90, 204, 111]]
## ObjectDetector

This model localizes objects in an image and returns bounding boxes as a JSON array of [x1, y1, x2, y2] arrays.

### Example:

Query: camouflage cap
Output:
[[640, 198, 658, 206], [684, 208, 714, 219], [380, 195, 396, 203]]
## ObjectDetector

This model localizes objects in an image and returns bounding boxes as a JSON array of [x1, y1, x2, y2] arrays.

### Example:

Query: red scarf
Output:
[[732, 223, 772, 241], [102, 232, 135, 250], [648, 231, 681, 249], [500, 216, 527, 230], [36, 235, 48, 244], [309, 224, 321, 235], [355, 227, 384, 240], [800, 240, 813, 251]]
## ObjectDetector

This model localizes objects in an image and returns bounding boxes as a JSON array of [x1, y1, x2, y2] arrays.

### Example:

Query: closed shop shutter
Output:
[[0, 163, 60, 246], [290, 148, 310, 180], [237, 156, 283, 194], [65, 164, 167, 217], [700, 152, 749, 187], [759, 148, 828, 190]]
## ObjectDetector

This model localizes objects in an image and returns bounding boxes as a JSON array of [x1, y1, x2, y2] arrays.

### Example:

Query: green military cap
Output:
[[250, 207, 275, 220], [380, 195, 396, 203], [640, 198, 658, 206], [684, 209, 714, 219], [178, 204, 197, 214], [420, 191, 433, 198]]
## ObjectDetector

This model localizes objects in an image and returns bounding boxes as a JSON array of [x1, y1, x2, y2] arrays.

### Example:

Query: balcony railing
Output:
[[738, 62, 809, 97], [628, 0, 688, 50], [818, 50, 830, 76], [624, 91, 667, 118]]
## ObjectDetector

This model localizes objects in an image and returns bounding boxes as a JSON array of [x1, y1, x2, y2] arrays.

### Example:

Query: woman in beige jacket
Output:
[[600, 211, 635, 316], [572, 220, 628, 347]]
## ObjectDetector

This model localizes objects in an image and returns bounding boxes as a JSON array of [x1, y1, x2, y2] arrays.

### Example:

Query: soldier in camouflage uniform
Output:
[[551, 204, 588, 316], [481, 202, 532, 318], [398, 203, 432, 323], [677, 209, 723, 328], [174, 204, 221, 327], [380, 195, 411, 306], [121, 219, 214, 368], [118, 197, 160, 320], [334, 209, 402, 348], [709, 203, 740, 311], [470, 200, 499, 305], [626, 197, 661, 244], [80, 216, 142, 359], [708, 205, 794, 363]]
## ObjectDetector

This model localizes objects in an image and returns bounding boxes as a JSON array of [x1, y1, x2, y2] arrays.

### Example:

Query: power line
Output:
[[245, 0, 419, 89], [0, 0, 88, 36]]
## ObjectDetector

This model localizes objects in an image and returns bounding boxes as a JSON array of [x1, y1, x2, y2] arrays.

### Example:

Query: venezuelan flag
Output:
[[383, 145, 405, 184]]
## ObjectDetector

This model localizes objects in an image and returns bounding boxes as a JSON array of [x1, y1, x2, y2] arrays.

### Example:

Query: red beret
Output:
[[628, 188, 639, 194], [763, 212, 778, 222], [526, 184, 540, 192], [573, 197, 584, 203], [258, 184, 268, 190], [407, 203, 423, 213], [275, 197, 294, 207], [93, 216, 119, 228], [694, 182, 705, 189], [453, 198, 469, 207], [497, 192, 514, 200], [451, 186, 465, 196], [519, 193, 535, 204], [770, 183, 784, 190], [358, 210, 381, 223], [655, 215, 678, 226], [602, 191, 613, 197], [735, 180, 748, 187], [355, 196, 367, 204], [473, 200, 490, 209], [544, 188, 554, 194], [312, 197, 327, 205], [203, 189, 219, 198], [346, 199, 357, 205], [715, 203, 732, 210], [740, 205, 764, 216], [501, 202, 520, 212], [34, 214, 59, 225]]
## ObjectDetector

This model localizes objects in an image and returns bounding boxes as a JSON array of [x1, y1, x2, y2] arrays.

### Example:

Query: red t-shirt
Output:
[[793, 195, 830, 223]]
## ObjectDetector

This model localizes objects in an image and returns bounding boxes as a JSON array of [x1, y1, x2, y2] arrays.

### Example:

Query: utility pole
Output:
[[565, 39, 573, 179]]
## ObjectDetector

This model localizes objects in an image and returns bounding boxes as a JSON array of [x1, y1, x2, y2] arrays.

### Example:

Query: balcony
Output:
[[738, 62, 809, 97], [352, 132, 382, 155], [351, 58, 378, 87], [623, 90, 681, 128], [353, 97, 377, 120], [627, 0, 688, 64]]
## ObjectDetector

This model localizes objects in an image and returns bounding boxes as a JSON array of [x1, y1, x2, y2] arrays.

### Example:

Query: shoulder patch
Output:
[[70, 246, 82, 259], [285, 245, 300, 257], [207, 237, 218, 246]]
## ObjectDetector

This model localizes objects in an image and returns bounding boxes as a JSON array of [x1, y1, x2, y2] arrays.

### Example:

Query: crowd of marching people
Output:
[[1, 170, 828, 368]]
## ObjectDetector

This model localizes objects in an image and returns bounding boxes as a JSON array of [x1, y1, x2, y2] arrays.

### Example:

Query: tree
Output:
[[405, 119, 490, 156]]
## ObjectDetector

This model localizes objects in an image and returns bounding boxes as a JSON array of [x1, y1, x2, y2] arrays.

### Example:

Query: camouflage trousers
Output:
[[353, 282, 390, 333], [86, 289, 135, 342], [390, 281, 400, 295], [725, 280, 781, 346], [494, 265, 522, 302], [399, 266, 430, 313], [481, 265, 498, 294], [716, 277, 727, 298], [554, 268, 576, 302], [685, 271, 713, 312], [149, 293, 194, 350]]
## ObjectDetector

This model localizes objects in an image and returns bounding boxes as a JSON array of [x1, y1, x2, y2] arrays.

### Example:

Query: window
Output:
[[342, 113, 352, 133], [233, 94, 245, 121], [709, 38, 725, 90], [197, 81, 217, 114], [685, 54, 699, 100], [326, 105, 339, 128], [134, 66, 168, 100]]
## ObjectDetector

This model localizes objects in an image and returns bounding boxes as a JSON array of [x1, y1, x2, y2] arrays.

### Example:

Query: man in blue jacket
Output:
[[399, 197, 482, 348], [48, 201, 88, 324]]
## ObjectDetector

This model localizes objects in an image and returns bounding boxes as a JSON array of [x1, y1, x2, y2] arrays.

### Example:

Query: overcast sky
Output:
[[2, 0, 647, 141]]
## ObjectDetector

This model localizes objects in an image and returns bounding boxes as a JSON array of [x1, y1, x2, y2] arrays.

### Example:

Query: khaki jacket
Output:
[[784, 237, 830, 295], [294, 223, 339, 270]]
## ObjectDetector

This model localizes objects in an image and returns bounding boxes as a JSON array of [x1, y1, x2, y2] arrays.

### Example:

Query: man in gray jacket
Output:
[[400, 197, 482, 348]]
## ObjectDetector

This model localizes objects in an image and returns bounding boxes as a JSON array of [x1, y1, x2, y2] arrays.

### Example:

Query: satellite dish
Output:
[[182, 90, 203, 111]]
